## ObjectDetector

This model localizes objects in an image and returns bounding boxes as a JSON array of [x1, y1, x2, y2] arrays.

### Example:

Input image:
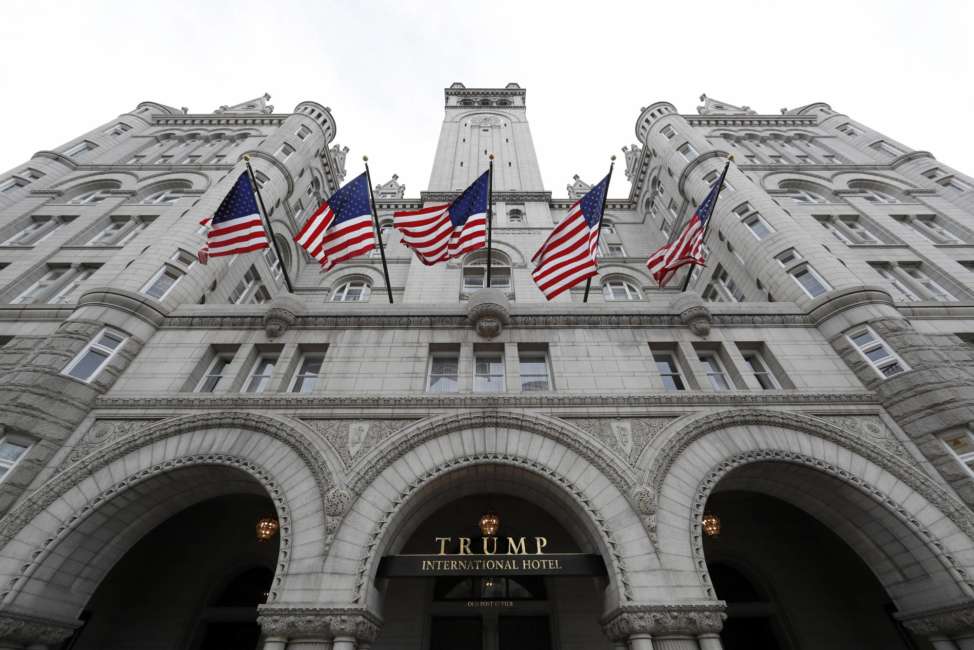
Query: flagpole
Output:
[[680, 156, 732, 292], [486, 154, 495, 289], [363, 156, 394, 304], [582, 155, 616, 303], [244, 155, 294, 293]]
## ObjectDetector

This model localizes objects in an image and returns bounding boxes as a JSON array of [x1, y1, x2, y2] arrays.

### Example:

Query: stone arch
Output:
[[646, 409, 974, 613], [327, 411, 645, 610], [51, 172, 137, 192], [0, 411, 334, 622]]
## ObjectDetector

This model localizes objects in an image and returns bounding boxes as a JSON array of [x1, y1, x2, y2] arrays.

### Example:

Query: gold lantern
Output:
[[256, 516, 279, 542], [479, 512, 500, 537], [702, 512, 721, 538]]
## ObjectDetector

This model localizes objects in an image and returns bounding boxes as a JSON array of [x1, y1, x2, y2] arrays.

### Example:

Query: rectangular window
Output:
[[847, 326, 908, 378], [245, 355, 277, 393], [63, 328, 127, 382], [296, 125, 312, 140], [474, 350, 505, 393], [254, 171, 270, 189], [660, 125, 675, 139], [697, 352, 730, 390], [0, 177, 28, 193], [126, 155, 146, 165], [741, 350, 778, 389], [901, 265, 957, 302], [654, 353, 685, 391], [181, 155, 201, 165], [518, 347, 551, 392], [775, 248, 802, 267], [263, 247, 283, 281], [815, 216, 853, 244], [677, 142, 698, 161], [64, 141, 96, 157], [870, 264, 920, 302], [427, 349, 460, 393], [837, 123, 859, 136], [50, 267, 95, 304], [791, 264, 830, 298], [12, 267, 70, 304], [229, 266, 260, 304], [838, 215, 882, 244], [141, 266, 182, 300], [277, 143, 295, 160], [703, 170, 734, 191], [743, 214, 773, 240], [0, 438, 30, 481], [290, 352, 324, 393], [941, 430, 974, 478], [105, 122, 132, 136], [911, 215, 963, 244], [870, 140, 901, 157], [87, 216, 139, 246], [3, 216, 60, 246], [602, 243, 625, 257], [197, 353, 234, 393]]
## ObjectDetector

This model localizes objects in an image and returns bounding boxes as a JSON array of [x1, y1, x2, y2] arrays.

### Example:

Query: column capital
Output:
[[601, 602, 726, 639], [256, 606, 381, 642], [0, 611, 78, 647], [897, 601, 974, 636]]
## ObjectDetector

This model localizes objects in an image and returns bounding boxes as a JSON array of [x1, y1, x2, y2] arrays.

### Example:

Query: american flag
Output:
[[647, 162, 729, 287], [531, 173, 610, 300], [197, 172, 268, 264], [294, 172, 375, 270], [393, 170, 489, 265]]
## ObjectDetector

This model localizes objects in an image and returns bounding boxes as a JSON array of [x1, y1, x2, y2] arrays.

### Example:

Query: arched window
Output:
[[478, 99, 492, 106], [781, 188, 827, 204], [462, 251, 511, 292], [332, 278, 371, 302], [859, 189, 900, 204], [507, 208, 524, 224], [67, 189, 114, 205], [848, 181, 903, 204], [602, 276, 642, 301], [459, 99, 474, 106], [601, 220, 616, 235], [140, 189, 186, 205]]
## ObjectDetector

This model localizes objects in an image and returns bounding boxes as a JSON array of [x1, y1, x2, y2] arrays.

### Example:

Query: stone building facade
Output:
[[0, 84, 972, 649]]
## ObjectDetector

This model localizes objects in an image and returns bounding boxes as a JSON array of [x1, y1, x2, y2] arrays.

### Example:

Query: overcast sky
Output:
[[1, 0, 970, 199]]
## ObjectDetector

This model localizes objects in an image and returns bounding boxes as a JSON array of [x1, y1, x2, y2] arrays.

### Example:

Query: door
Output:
[[498, 616, 551, 650], [430, 616, 483, 650]]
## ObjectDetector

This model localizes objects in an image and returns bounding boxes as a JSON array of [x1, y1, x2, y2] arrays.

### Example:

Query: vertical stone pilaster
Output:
[[602, 603, 726, 650]]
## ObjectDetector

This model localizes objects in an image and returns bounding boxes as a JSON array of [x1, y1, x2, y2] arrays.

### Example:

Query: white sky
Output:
[[1, 0, 971, 199]]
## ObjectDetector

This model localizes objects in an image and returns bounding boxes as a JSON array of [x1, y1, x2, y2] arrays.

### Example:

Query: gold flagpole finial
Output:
[[610, 154, 616, 161], [728, 154, 735, 162], [488, 153, 494, 160], [363, 155, 369, 162], [243, 154, 251, 162]]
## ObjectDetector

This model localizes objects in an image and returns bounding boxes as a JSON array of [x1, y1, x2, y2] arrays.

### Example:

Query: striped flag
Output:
[[647, 162, 729, 287], [197, 172, 269, 264], [294, 172, 375, 270], [393, 171, 489, 265], [531, 173, 609, 300]]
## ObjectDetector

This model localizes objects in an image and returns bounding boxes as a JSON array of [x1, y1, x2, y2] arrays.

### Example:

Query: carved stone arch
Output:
[[51, 174, 130, 193], [0, 411, 335, 622], [832, 171, 916, 192], [464, 240, 525, 268], [136, 170, 212, 193], [455, 110, 520, 125], [131, 177, 196, 202], [760, 170, 834, 190], [644, 408, 974, 612]]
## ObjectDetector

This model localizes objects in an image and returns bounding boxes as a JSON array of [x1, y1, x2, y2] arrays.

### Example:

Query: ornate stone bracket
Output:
[[263, 296, 303, 338], [0, 611, 78, 647], [601, 603, 726, 640], [466, 288, 511, 338], [670, 292, 712, 337], [257, 607, 381, 642]]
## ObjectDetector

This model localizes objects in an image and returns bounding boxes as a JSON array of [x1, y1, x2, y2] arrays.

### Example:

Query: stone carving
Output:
[[815, 415, 909, 460], [696, 93, 756, 116], [621, 144, 641, 181], [305, 419, 415, 468], [263, 296, 303, 338], [566, 174, 592, 200], [601, 603, 726, 639], [0, 612, 78, 645], [373, 174, 405, 199], [59, 419, 159, 471], [216, 92, 274, 114], [466, 288, 511, 338], [565, 417, 673, 465], [630, 484, 658, 546], [324, 486, 352, 517], [898, 602, 974, 636], [331, 145, 350, 182], [257, 607, 381, 641], [670, 292, 712, 337]]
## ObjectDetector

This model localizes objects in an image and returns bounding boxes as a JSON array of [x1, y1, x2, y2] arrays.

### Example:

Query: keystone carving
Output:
[[630, 484, 658, 546], [671, 291, 712, 336], [466, 288, 511, 338], [263, 296, 303, 338], [601, 603, 726, 640], [324, 486, 352, 517]]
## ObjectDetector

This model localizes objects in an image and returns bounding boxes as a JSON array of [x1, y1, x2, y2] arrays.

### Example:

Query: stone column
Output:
[[0, 612, 77, 650], [602, 603, 726, 650], [257, 607, 380, 650], [899, 602, 974, 649]]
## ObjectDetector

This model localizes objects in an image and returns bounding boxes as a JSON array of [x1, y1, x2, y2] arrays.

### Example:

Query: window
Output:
[[901, 265, 957, 302], [263, 247, 283, 280], [775, 248, 802, 267], [654, 353, 685, 391], [290, 353, 324, 393], [703, 170, 734, 192], [474, 351, 505, 392], [105, 123, 132, 136], [782, 189, 826, 204], [198, 355, 232, 392], [88, 216, 152, 246], [332, 279, 371, 302], [702, 265, 744, 303], [741, 350, 778, 389], [427, 350, 459, 393], [0, 177, 27, 193], [507, 208, 524, 224], [904, 214, 964, 244], [941, 430, 974, 478], [677, 142, 698, 161], [296, 125, 312, 140], [12, 267, 70, 304], [3, 216, 63, 246], [790, 264, 830, 298], [254, 171, 270, 189], [68, 189, 112, 205], [229, 266, 261, 304], [660, 125, 675, 139], [602, 278, 641, 301], [871, 264, 920, 302], [251, 285, 271, 304], [815, 216, 853, 244], [277, 143, 295, 160], [869, 140, 902, 157], [245, 356, 277, 393], [837, 215, 882, 244], [519, 349, 550, 391], [140, 189, 184, 205], [50, 267, 95, 304], [836, 123, 859, 137], [698, 352, 730, 390], [601, 242, 626, 257], [64, 141, 96, 157], [181, 155, 201, 165], [462, 253, 511, 291], [63, 328, 126, 382], [0, 439, 30, 481], [859, 189, 900, 204], [142, 265, 182, 300], [847, 326, 908, 378], [602, 221, 616, 235], [170, 249, 197, 268]]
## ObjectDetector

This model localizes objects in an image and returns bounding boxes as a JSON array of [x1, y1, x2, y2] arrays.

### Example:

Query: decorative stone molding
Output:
[[601, 603, 726, 640], [353, 450, 633, 605], [670, 292, 711, 337], [263, 296, 303, 338], [563, 417, 674, 465], [466, 289, 511, 338], [897, 602, 974, 636], [303, 419, 418, 468], [76, 287, 170, 328], [0, 611, 78, 645], [257, 607, 381, 641], [630, 484, 657, 546], [57, 418, 162, 472]]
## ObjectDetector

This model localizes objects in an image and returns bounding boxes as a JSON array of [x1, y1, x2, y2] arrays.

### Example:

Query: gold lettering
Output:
[[506, 536, 527, 555], [458, 537, 472, 555], [421, 560, 431, 571], [483, 536, 498, 555], [435, 537, 452, 555], [535, 536, 548, 555]]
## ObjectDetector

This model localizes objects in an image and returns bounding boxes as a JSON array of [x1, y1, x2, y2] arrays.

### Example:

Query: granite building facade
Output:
[[0, 84, 973, 649]]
